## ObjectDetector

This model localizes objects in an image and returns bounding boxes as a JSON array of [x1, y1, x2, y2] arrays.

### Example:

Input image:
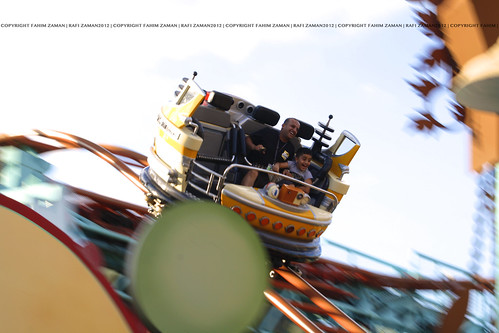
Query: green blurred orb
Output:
[[128, 201, 269, 333]]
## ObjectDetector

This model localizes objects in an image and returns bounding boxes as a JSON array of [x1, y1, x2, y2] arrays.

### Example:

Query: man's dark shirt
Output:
[[247, 127, 296, 187]]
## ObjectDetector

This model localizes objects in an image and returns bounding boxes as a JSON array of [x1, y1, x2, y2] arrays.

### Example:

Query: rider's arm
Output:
[[297, 178, 313, 193], [272, 161, 289, 172], [246, 136, 264, 152]]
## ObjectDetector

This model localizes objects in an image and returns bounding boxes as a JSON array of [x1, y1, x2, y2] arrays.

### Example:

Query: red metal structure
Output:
[[0, 133, 494, 332]]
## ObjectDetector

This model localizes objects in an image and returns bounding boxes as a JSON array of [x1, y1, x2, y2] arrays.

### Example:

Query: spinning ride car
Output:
[[140, 72, 360, 263]]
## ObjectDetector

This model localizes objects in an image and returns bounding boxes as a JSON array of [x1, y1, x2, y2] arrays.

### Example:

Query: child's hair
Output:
[[296, 147, 312, 158]]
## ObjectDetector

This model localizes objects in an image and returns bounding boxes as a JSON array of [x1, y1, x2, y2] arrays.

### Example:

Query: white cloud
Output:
[[331, 0, 408, 22]]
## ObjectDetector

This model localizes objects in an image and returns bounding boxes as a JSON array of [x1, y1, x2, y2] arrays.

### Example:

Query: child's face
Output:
[[295, 154, 312, 172]]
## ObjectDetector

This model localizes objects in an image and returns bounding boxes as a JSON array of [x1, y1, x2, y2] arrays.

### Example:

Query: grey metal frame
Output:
[[187, 161, 338, 211]]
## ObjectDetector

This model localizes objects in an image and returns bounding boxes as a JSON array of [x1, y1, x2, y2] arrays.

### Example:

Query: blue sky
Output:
[[1, 0, 491, 277]]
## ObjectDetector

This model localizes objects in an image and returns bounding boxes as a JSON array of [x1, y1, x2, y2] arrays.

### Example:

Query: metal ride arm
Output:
[[216, 164, 339, 209], [16, 130, 149, 194], [272, 266, 368, 333], [263, 289, 324, 333]]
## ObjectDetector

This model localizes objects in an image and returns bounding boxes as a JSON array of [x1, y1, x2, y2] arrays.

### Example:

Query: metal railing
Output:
[[187, 161, 338, 211], [188, 160, 225, 200]]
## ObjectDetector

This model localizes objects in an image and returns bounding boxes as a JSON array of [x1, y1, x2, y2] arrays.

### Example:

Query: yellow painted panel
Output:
[[157, 127, 199, 159], [220, 185, 331, 240]]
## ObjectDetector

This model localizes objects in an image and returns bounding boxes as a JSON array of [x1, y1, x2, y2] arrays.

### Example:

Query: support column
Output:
[[495, 164, 499, 331]]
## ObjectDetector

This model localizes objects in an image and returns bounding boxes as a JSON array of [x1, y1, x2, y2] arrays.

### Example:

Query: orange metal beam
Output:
[[32, 130, 148, 194], [0, 132, 149, 193], [270, 277, 356, 300], [274, 267, 367, 333], [308, 259, 494, 293], [264, 289, 324, 333]]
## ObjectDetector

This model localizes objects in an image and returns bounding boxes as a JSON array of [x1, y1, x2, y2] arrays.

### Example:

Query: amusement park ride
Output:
[[0, 73, 495, 332]]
